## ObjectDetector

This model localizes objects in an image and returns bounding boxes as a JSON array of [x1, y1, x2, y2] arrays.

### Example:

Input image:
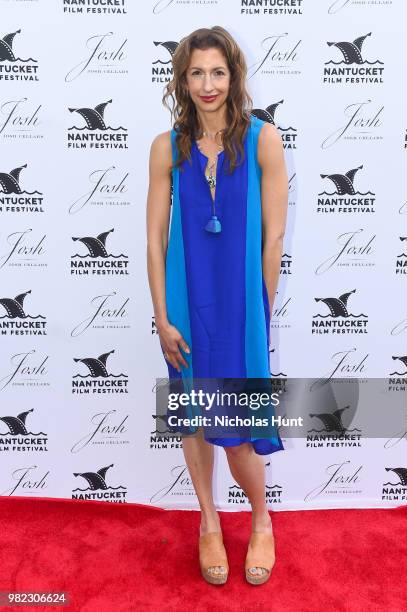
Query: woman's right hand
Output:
[[157, 321, 190, 372]]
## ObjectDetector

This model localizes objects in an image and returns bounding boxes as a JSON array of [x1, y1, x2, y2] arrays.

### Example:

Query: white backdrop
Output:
[[0, 0, 406, 511]]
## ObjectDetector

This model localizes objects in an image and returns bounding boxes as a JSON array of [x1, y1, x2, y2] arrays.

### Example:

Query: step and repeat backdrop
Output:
[[1, 0, 406, 511]]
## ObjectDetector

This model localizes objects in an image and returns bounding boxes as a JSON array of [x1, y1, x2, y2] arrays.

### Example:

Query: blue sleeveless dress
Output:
[[162, 114, 284, 456]]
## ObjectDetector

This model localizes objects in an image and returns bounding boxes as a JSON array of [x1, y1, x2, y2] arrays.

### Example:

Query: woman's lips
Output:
[[200, 95, 218, 103]]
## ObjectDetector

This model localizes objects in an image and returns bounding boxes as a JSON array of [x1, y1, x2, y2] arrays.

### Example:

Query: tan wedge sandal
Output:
[[245, 532, 275, 585], [199, 532, 229, 585]]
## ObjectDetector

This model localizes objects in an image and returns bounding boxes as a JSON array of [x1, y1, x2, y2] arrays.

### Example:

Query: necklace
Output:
[[196, 128, 225, 234]]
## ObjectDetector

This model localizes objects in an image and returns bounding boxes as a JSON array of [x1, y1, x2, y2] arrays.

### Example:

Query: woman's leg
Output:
[[182, 429, 227, 578], [224, 442, 273, 579], [181, 427, 220, 534], [223, 442, 272, 533]]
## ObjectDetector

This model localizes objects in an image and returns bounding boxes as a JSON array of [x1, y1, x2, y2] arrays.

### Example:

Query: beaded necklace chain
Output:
[[196, 128, 225, 233], [196, 132, 224, 192]]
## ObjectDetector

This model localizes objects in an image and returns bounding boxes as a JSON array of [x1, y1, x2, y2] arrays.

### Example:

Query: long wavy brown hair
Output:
[[162, 26, 254, 174]]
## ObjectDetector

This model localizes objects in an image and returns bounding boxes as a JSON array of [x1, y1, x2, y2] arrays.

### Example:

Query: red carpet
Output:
[[0, 496, 406, 611]]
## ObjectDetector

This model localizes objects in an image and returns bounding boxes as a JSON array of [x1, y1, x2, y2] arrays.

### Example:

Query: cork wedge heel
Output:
[[245, 532, 276, 585], [198, 532, 229, 585]]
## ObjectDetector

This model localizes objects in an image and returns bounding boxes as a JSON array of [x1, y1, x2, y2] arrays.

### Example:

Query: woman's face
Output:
[[185, 47, 231, 114]]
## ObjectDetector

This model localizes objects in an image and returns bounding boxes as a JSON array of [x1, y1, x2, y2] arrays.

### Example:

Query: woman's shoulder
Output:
[[149, 130, 173, 172], [150, 129, 172, 152], [150, 130, 173, 160]]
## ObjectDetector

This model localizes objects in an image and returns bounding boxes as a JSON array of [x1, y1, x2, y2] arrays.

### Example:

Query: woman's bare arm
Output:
[[257, 122, 289, 315], [146, 131, 189, 371]]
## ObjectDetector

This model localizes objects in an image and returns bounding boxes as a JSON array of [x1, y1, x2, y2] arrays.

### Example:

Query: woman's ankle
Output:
[[200, 509, 221, 535], [251, 510, 273, 533]]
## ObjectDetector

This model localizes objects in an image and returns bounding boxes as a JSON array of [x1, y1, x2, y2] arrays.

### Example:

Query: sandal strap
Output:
[[245, 532, 275, 572], [199, 532, 228, 571]]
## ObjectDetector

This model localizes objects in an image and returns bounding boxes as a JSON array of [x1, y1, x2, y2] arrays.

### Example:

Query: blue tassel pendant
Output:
[[205, 215, 222, 234]]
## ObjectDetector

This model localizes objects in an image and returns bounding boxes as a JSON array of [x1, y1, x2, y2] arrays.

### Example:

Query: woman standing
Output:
[[147, 26, 288, 585]]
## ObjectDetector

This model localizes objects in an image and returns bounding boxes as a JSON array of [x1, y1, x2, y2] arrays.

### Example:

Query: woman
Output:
[[146, 26, 288, 585]]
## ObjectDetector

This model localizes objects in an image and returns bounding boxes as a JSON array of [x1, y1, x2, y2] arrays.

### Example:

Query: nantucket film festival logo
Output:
[[150, 379, 182, 449], [228, 461, 283, 505], [62, 0, 128, 15], [251, 103, 297, 150], [323, 32, 384, 85], [317, 164, 376, 215], [0, 29, 39, 82], [0, 163, 44, 214], [306, 405, 362, 450], [72, 463, 127, 502], [304, 459, 363, 502], [152, 40, 178, 85], [382, 467, 407, 503], [0, 408, 48, 453], [395, 237, 407, 275], [388, 355, 407, 393], [68, 165, 130, 214], [150, 413, 182, 450], [0, 349, 50, 392], [248, 33, 302, 79], [65, 32, 128, 82], [0, 228, 47, 271], [321, 99, 383, 149], [0, 97, 44, 142], [70, 290, 130, 337], [311, 289, 368, 335], [315, 228, 376, 275], [269, 348, 287, 378], [240, 0, 303, 16], [72, 348, 129, 395], [0, 289, 47, 337], [70, 409, 130, 454], [280, 253, 292, 275], [66, 98, 128, 150], [70, 227, 129, 276]]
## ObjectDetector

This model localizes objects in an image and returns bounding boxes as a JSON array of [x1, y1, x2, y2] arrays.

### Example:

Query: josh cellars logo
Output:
[[68, 166, 130, 214], [315, 229, 375, 275], [248, 34, 302, 78], [304, 460, 362, 502], [65, 32, 128, 82]]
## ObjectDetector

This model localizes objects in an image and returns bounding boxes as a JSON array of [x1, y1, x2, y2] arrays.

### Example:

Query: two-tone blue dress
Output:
[[162, 114, 284, 456]]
